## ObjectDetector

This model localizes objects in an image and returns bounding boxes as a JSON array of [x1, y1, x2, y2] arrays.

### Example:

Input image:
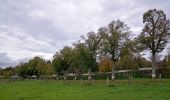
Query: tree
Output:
[[52, 52, 64, 79], [81, 31, 100, 80], [118, 54, 138, 70], [53, 46, 73, 79], [43, 62, 54, 80], [16, 56, 46, 79], [27, 56, 46, 79], [99, 56, 113, 73], [73, 42, 94, 79], [137, 9, 170, 78], [37, 58, 46, 77], [99, 20, 131, 80], [16, 63, 28, 78], [3, 67, 13, 79], [60, 46, 73, 79], [69, 47, 83, 80]]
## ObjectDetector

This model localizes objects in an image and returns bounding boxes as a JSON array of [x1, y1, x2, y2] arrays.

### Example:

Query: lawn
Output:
[[0, 79, 170, 100]]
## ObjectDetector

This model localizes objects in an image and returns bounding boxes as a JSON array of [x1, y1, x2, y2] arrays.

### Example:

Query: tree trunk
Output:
[[112, 62, 115, 80], [152, 53, 156, 79], [88, 68, 92, 80]]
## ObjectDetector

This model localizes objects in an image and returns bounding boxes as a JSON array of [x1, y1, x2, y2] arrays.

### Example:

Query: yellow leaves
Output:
[[99, 56, 113, 72]]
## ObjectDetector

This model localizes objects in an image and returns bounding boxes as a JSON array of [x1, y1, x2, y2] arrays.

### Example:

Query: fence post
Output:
[[81, 78, 83, 85], [107, 77, 109, 86]]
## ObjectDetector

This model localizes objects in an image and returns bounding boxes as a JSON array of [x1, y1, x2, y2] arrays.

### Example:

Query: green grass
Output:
[[0, 79, 170, 100]]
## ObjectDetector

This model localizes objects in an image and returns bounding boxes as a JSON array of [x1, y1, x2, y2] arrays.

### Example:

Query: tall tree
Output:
[[81, 31, 100, 80], [137, 9, 170, 78], [99, 20, 131, 80]]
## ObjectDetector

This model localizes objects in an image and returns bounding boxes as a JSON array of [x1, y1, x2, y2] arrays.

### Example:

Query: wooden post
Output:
[[81, 78, 83, 85]]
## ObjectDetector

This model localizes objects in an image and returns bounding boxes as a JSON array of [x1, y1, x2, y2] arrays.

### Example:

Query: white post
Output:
[[107, 77, 109, 86]]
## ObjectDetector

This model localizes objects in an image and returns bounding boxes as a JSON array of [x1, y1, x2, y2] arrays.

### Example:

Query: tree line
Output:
[[0, 9, 170, 80]]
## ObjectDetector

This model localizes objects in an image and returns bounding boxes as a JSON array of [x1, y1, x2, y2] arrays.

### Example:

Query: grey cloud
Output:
[[0, 0, 170, 67], [0, 52, 32, 68], [0, 53, 15, 67]]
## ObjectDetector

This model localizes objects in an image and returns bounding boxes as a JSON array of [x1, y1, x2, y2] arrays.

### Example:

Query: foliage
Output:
[[15, 57, 46, 78], [43, 63, 54, 76], [99, 20, 131, 61], [16, 63, 28, 78], [52, 52, 65, 75], [99, 56, 113, 72], [137, 9, 170, 53], [73, 42, 93, 70], [98, 20, 131, 79], [27, 56, 46, 77], [52, 46, 73, 77], [2, 67, 13, 79], [82, 31, 101, 79], [118, 54, 138, 70]]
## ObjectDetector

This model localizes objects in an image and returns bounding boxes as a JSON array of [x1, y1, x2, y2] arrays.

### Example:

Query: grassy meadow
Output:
[[0, 79, 170, 100]]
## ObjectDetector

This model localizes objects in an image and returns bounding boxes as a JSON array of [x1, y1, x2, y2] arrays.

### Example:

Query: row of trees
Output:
[[0, 9, 170, 80], [1, 52, 170, 79]]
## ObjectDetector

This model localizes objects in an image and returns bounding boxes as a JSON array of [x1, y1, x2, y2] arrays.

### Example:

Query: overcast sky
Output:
[[0, 0, 170, 68]]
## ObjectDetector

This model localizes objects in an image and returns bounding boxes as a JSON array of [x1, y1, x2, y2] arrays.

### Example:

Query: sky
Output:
[[0, 0, 170, 68]]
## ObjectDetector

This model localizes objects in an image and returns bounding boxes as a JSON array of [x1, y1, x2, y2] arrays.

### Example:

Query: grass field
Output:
[[0, 79, 170, 100]]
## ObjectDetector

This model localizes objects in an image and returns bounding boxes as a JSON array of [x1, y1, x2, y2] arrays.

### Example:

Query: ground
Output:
[[0, 79, 170, 100]]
